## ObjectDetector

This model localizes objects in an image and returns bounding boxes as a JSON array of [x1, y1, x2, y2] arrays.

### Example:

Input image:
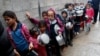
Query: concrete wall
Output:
[[0, 0, 88, 29]]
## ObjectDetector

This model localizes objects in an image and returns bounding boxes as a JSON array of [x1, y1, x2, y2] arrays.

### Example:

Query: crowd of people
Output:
[[0, 2, 97, 56]]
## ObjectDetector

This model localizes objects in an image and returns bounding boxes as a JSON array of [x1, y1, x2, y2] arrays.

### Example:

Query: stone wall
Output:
[[0, 0, 88, 29]]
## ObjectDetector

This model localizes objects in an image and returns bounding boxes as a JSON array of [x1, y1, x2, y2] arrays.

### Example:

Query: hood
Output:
[[61, 9, 69, 19], [48, 8, 57, 18]]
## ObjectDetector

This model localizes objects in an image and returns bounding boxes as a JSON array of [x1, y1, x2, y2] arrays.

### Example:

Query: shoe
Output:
[[68, 43, 73, 46], [92, 22, 95, 24]]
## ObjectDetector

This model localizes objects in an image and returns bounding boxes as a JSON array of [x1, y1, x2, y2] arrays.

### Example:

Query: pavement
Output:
[[62, 16, 100, 56]]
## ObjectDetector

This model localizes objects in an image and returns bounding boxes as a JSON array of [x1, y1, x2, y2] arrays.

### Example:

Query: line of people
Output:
[[1, 2, 94, 56]]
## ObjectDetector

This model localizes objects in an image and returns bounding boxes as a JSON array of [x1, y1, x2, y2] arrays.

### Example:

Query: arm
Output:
[[29, 37, 39, 50], [7, 29, 21, 56], [7, 28, 16, 49], [26, 12, 40, 24], [21, 24, 34, 50], [29, 18, 40, 24], [56, 17, 64, 33], [14, 49, 20, 56], [21, 24, 33, 43]]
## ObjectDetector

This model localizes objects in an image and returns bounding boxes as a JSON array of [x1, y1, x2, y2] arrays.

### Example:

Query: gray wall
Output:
[[0, 0, 88, 29]]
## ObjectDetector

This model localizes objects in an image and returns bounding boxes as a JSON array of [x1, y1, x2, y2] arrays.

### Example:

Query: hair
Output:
[[65, 3, 74, 9], [38, 20, 47, 28], [61, 11, 68, 18], [30, 26, 39, 35], [2, 10, 19, 22], [85, 3, 92, 8], [65, 3, 69, 8], [69, 3, 73, 6], [61, 11, 67, 14], [42, 11, 48, 16]]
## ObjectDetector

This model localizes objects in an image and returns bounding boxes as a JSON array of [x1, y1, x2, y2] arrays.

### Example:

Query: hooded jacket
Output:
[[85, 8, 94, 23]]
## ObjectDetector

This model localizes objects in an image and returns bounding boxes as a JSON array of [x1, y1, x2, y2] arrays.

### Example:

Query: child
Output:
[[26, 12, 51, 56], [61, 10, 73, 46], [26, 9, 64, 56], [42, 11, 48, 20], [26, 11, 49, 25], [30, 25, 48, 56], [3, 11, 33, 56], [85, 3, 94, 32], [65, 3, 75, 44], [47, 9, 64, 56], [74, 3, 84, 35]]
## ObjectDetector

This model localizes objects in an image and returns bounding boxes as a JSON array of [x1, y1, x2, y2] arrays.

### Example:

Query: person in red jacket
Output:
[[85, 3, 94, 32], [30, 26, 47, 56]]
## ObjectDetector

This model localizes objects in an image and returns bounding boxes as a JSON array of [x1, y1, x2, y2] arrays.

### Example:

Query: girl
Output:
[[61, 10, 73, 46], [85, 3, 94, 32], [65, 4, 75, 44], [29, 25, 48, 56], [26, 11, 51, 56], [3, 11, 33, 56], [47, 9, 64, 56], [26, 11, 49, 25], [74, 3, 83, 35]]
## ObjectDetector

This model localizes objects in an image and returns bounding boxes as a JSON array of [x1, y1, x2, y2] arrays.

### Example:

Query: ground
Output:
[[62, 15, 100, 56]]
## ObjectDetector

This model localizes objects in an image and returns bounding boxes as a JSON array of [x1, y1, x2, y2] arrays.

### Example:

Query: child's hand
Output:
[[58, 32, 62, 36], [85, 15, 88, 18], [14, 49, 20, 56], [69, 24, 73, 29], [29, 42, 34, 51], [25, 12, 31, 18]]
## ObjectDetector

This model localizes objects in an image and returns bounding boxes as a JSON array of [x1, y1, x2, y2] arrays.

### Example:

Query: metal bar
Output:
[[38, 0, 41, 19]]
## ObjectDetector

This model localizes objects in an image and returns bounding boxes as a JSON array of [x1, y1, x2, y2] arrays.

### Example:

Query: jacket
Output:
[[7, 24, 33, 49], [85, 8, 94, 23]]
